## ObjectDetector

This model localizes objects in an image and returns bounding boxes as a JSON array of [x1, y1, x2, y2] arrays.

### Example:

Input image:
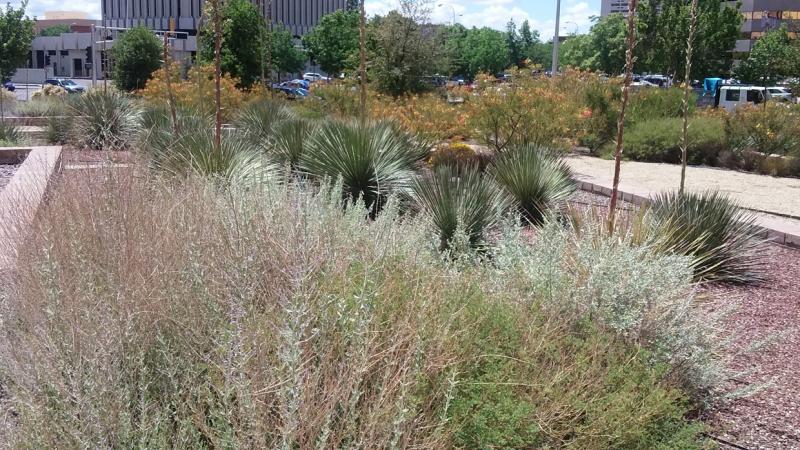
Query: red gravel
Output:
[[705, 243, 800, 449]]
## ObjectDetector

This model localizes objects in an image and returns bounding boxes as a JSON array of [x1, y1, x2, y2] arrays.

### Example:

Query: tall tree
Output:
[[462, 27, 511, 77], [271, 26, 306, 79], [199, 0, 266, 87], [638, 0, 741, 80], [442, 23, 469, 76], [519, 19, 537, 55], [506, 19, 523, 67], [302, 9, 360, 76], [735, 25, 800, 86], [112, 26, 162, 91], [358, 0, 366, 119], [0, 1, 34, 119], [609, 0, 639, 230], [370, 1, 440, 96]]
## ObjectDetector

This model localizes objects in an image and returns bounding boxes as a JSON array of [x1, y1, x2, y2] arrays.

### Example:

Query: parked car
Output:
[[282, 79, 310, 90], [717, 85, 766, 112], [2, 79, 15, 92], [303, 72, 330, 82], [271, 84, 309, 99], [767, 86, 793, 102], [44, 78, 85, 93]]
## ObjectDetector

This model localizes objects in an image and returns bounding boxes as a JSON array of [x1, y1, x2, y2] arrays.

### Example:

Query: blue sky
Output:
[[12, 0, 601, 38]]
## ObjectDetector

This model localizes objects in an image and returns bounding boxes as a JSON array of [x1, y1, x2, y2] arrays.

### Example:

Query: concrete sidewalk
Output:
[[566, 155, 800, 242]]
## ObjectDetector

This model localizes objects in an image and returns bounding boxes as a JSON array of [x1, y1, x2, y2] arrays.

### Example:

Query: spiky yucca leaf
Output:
[[268, 117, 317, 168], [648, 191, 765, 283], [301, 120, 430, 212], [236, 99, 296, 145], [143, 110, 276, 186], [69, 88, 142, 150], [491, 145, 576, 225], [412, 165, 512, 251]]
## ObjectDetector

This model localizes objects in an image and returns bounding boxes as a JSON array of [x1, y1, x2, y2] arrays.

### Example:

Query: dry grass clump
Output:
[[0, 170, 712, 448]]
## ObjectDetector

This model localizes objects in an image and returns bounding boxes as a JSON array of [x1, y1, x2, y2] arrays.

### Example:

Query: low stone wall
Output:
[[577, 180, 800, 248], [0, 146, 62, 272]]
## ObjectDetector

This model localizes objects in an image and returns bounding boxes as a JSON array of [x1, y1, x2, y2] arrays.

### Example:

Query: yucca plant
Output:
[[143, 110, 276, 186], [412, 165, 512, 252], [269, 117, 317, 168], [301, 120, 430, 213], [69, 88, 142, 151], [490, 145, 576, 225], [647, 191, 765, 283], [236, 99, 296, 144]]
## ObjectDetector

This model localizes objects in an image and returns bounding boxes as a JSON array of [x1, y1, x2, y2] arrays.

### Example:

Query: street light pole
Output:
[[552, 0, 561, 74], [438, 3, 458, 25]]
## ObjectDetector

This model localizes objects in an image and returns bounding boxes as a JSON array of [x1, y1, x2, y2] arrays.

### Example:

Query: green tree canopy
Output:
[[302, 9, 359, 76], [199, 0, 265, 87], [369, 8, 442, 96], [39, 24, 70, 36], [111, 26, 161, 91], [506, 19, 523, 67], [559, 14, 626, 74], [462, 27, 511, 77], [637, 0, 742, 80], [272, 26, 306, 79], [0, 1, 35, 80], [735, 25, 800, 85]]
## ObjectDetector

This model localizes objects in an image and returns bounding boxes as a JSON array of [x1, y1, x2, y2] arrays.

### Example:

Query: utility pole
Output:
[[91, 24, 97, 87], [552, 0, 561, 74], [358, 0, 367, 121]]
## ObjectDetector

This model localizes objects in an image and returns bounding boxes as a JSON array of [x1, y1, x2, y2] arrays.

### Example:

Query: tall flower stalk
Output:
[[608, 0, 639, 231], [212, 0, 223, 152], [358, 0, 367, 121], [162, 30, 179, 135], [679, 0, 699, 194]]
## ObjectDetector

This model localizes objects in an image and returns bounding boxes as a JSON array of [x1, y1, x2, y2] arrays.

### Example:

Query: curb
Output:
[[577, 180, 800, 249], [0, 146, 63, 272]]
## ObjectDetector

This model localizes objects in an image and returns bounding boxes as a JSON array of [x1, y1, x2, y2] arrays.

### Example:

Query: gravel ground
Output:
[[703, 243, 800, 449], [0, 164, 19, 192], [566, 155, 800, 219]]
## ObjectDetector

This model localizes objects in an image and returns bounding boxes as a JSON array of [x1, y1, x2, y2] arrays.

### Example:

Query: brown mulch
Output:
[[704, 243, 800, 449]]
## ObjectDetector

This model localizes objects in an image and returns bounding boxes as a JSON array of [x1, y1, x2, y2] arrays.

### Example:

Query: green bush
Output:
[[0, 173, 713, 447], [616, 117, 726, 165], [0, 121, 23, 146], [647, 191, 765, 284], [112, 26, 162, 91], [725, 103, 800, 157], [491, 144, 576, 225], [628, 87, 693, 124]]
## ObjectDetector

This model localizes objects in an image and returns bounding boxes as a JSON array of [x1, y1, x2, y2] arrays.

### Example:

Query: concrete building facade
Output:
[[601, 0, 800, 54]]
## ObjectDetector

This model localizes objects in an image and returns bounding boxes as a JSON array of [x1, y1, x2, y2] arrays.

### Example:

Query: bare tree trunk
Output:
[[608, 0, 639, 232], [163, 31, 180, 135], [212, 0, 223, 152], [358, 0, 367, 122], [680, 0, 698, 194]]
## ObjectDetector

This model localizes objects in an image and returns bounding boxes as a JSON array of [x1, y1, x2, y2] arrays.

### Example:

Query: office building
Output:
[[729, 0, 800, 53], [102, 0, 347, 40], [602, 0, 800, 55]]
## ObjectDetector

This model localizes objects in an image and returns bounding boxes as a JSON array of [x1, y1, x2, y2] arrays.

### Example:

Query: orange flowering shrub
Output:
[[468, 69, 590, 152], [369, 91, 472, 141], [139, 64, 246, 121], [428, 142, 485, 171]]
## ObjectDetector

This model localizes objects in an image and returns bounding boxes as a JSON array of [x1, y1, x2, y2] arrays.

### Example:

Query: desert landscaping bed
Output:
[[703, 242, 800, 449]]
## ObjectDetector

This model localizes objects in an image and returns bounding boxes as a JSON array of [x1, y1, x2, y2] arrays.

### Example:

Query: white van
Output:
[[718, 86, 767, 112]]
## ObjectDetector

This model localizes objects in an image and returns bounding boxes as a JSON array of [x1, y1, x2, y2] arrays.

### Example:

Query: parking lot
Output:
[[10, 78, 95, 101]]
